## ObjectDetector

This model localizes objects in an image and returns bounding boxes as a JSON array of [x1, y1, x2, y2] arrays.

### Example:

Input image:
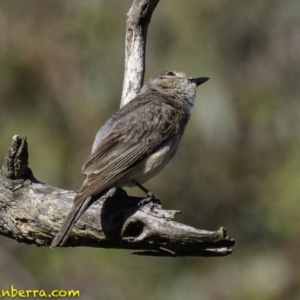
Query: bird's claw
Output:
[[138, 193, 162, 209]]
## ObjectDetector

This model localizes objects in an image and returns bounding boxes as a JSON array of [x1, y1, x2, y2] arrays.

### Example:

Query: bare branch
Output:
[[0, 136, 234, 256], [121, 0, 160, 107], [0, 1, 235, 256]]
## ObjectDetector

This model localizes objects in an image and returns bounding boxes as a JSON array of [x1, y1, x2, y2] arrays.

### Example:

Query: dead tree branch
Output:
[[0, 0, 235, 256], [121, 0, 160, 107]]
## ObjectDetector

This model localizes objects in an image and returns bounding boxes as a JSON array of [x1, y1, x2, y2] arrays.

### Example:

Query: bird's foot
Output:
[[133, 180, 162, 209], [138, 193, 162, 209]]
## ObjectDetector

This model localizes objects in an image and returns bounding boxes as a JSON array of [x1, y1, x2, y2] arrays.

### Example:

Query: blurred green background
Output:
[[1, 0, 300, 299]]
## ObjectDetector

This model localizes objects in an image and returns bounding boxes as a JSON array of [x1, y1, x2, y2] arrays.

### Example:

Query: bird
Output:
[[50, 71, 209, 248]]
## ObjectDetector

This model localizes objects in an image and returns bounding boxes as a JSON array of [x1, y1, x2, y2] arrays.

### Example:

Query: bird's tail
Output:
[[50, 196, 95, 248]]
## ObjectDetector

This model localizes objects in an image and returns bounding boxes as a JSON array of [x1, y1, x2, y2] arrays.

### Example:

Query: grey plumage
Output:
[[50, 71, 208, 248]]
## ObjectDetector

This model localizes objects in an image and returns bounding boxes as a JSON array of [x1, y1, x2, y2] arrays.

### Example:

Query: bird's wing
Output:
[[73, 94, 178, 206]]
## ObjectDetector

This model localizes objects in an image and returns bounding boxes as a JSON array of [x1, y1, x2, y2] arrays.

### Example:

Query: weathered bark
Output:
[[121, 0, 160, 107], [0, 0, 235, 256], [0, 137, 234, 256]]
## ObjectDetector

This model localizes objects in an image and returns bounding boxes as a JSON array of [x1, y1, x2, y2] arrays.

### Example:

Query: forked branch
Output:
[[0, 0, 235, 256]]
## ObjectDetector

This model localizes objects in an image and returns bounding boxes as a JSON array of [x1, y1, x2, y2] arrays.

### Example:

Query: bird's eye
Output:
[[166, 71, 176, 76]]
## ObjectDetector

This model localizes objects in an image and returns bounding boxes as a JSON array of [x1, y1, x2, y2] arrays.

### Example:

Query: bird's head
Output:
[[140, 71, 209, 108]]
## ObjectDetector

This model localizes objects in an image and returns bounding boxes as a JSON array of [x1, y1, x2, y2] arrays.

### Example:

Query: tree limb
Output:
[[0, 1, 235, 256], [121, 0, 160, 107], [0, 137, 234, 256]]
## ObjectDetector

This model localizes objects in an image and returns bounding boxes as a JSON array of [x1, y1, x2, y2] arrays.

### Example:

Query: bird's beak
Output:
[[188, 77, 209, 86]]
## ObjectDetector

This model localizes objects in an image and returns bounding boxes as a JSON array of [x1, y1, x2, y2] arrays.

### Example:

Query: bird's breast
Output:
[[120, 134, 182, 187]]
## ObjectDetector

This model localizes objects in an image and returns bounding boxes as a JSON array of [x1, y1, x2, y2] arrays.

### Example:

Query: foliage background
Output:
[[1, 0, 300, 299]]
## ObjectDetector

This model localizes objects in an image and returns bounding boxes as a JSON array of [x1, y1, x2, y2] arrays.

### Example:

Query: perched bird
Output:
[[50, 71, 208, 248]]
